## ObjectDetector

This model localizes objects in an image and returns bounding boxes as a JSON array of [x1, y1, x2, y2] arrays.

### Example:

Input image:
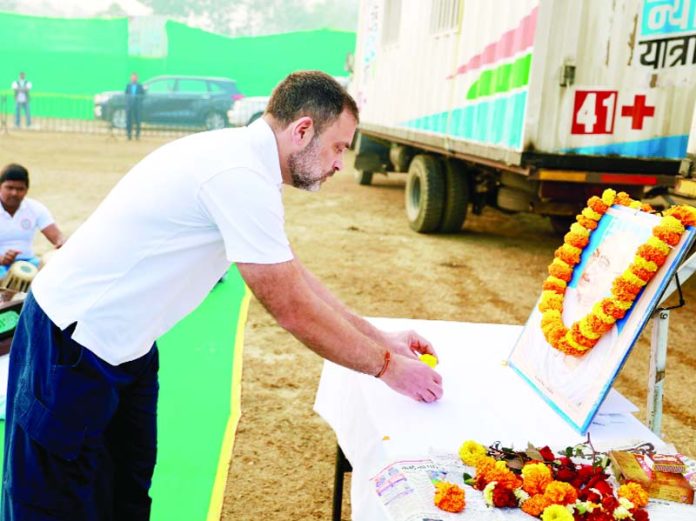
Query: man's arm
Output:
[[294, 257, 438, 359], [41, 224, 66, 249], [237, 259, 443, 402]]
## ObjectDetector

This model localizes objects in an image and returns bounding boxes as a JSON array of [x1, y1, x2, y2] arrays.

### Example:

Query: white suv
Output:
[[226, 76, 350, 127]]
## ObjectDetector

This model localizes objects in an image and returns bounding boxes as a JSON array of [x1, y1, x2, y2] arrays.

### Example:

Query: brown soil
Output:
[[3, 131, 694, 521]]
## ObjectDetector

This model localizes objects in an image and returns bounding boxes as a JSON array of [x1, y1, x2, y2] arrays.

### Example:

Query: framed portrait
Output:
[[508, 205, 695, 433]]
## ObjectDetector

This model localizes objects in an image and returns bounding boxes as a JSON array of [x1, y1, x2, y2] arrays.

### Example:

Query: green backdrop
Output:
[[0, 11, 355, 119]]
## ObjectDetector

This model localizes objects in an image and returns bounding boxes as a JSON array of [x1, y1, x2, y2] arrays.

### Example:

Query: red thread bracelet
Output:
[[375, 350, 391, 378]]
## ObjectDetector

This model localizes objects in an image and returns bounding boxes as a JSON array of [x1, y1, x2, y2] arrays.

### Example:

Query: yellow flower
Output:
[[458, 440, 487, 467], [521, 462, 552, 496], [419, 353, 438, 368], [617, 482, 649, 508], [541, 504, 574, 521], [601, 188, 617, 205]]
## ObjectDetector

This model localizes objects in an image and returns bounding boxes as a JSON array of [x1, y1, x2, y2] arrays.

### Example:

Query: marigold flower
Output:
[[564, 231, 589, 249], [543, 277, 567, 294], [665, 204, 696, 226], [521, 493, 551, 517], [630, 265, 654, 283], [570, 222, 590, 237], [601, 189, 617, 205], [569, 324, 595, 348], [522, 462, 552, 496], [614, 192, 634, 206], [633, 255, 658, 273], [549, 258, 573, 282], [578, 317, 602, 340], [617, 482, 649, 508], [621, 269, 647, 288], [576, 215, 599, 230], [539, 291, 564, 313], [611, 278, 642, 302], [587, 196, 609, 215], [434, 481, 465, 513], [543, 480, 578, 505], [581, 207, 602, 221], [636, 244, 668, 267], [540, 504, 574, 521], [646, 235, 671, 254], [458, 440, 487, 467], [592, 301, 618, 324], [555, 243, 582, 266]]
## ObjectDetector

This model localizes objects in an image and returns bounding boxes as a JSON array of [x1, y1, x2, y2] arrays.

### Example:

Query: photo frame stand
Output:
[[648, 249, 696, 435]]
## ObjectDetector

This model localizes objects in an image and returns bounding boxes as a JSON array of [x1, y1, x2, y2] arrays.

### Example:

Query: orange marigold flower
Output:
[[587, 196, 609, 214], [630, 265, 654, 282], [569, 323, 595, 348], [542, 324, 567, 346], [640, 202, 654, 212], [636, 244, 668, 267], [434, 481, 466, 513], [564, 231, 589, 249], [614, 192, 634, 207], [543, 278, 567, 294], [563, 333, 592, 354], [601, 298, 628, 320], [576, 215, 599, 230], [618, 482, 649, 508], [665, 205, 696, 226], [521, 493, 551, 517], [555, 244, 582, 265], [578, 317, 602, 340], [654, 229, 682, 247], [592, 300, 616, 324], [543, 480, 578, 505], [541, 310, 562, 327], [548, 259, 573, 282], [611, 279, 642, 302], [475, 455, 497, 477], [646, 235, 671, 254], [634, 255, 658, 273], [621, 269, 647, 288], [521, 462, 553, 496]]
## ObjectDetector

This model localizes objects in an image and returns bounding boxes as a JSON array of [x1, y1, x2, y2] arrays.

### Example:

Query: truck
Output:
[[350, 0, 696, 233]]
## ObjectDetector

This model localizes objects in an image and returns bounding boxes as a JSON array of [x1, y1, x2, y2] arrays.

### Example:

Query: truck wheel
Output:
[[405, 155, 445, 233], [354, 170, 373, 185], [439, 159, 469, 233]]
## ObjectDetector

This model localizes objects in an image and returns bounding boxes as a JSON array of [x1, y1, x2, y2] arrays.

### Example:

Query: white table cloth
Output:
[[314, 318, 691, 520]]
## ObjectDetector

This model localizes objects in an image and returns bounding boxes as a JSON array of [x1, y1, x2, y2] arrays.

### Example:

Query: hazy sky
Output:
[[16, 0, 152, 17]]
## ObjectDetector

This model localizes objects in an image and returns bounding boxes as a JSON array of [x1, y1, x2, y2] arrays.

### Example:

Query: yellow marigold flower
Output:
[[521, 462, 552, 496], [475, 455, 497, 476], [591, 301, 615, 324], [622, 269, 647, 287], [646, 235, 671, 254], [581, 207, 602, 221], [570, 222, 590, 237], [601, 188, 617, 205], [618, 482, 649, 508], [665, 204, 696, 226], [522, 494, 550, 517], [578, 317, 602, 340], [629, 200, 642, 209], [613, 299, 633, 310], [543, 480, 578, 505], [563, 333, 591, 353], [541, 504, 574, 521], [634, 255, 658, 273], [539, 291, 563, 313], [433, 481, 465, 513], [458, 440, 486, 467]]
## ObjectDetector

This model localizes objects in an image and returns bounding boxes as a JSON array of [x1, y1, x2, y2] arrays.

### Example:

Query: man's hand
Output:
[[380, 354, 443, 402], [1, 249, 20, 266], [382, 329, 438, 360]]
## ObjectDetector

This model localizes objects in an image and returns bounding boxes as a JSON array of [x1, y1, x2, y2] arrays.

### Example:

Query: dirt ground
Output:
[[2, 131, 694, 520]]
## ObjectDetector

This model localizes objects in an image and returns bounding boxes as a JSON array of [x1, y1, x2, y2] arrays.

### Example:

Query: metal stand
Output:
[[647, 250, 696, 435], [332, 444, 352, 521]]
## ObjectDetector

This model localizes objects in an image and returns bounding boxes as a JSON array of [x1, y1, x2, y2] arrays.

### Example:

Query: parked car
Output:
[[226, 76, 351, 127], [94, 75, 244, 130]]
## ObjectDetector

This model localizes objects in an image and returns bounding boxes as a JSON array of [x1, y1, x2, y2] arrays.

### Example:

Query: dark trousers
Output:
[[1, 292, 159, 521], [126, 103, 141, 139]]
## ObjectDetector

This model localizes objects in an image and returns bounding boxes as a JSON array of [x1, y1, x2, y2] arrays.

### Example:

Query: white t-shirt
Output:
[[0, 197, 54, 258], [11, 80, 31, 103], [32, 119, 293, 365]]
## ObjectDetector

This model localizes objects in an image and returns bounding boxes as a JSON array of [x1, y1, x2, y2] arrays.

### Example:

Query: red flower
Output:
[[586, 510, 613, 521], [539, 446, 555, 462], [492, 484, 518, 508], [555, 467, 577, 482], [631, 508, 650, 521], [601, 494, 619, 512]]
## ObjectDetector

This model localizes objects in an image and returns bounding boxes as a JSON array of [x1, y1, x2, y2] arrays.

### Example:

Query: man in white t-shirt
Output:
[[11, 72, 32, 128], [0, 163, 65, 278], [2, 71, 443, 520]]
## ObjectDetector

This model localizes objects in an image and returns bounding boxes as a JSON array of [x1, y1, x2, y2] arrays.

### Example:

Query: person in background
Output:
[[11, 72, 31, 128], [0, 163, 65, 279], [125, 72, 145, 140]]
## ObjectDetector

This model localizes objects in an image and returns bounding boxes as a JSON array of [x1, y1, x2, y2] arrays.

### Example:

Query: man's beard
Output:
[[288, 136, 332, 192]]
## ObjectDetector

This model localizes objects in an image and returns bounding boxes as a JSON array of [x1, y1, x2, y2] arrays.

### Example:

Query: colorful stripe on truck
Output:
[[562, 134, 688, 159], [400, 6, 538, 150]]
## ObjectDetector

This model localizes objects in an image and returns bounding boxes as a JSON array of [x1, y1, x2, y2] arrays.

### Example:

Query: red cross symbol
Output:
[[620, 95, 655, 130]]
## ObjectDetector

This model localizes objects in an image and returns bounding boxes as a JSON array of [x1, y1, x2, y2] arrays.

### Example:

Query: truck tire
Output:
[[439, 159, 469, 233], [354, 170, 374, 185], [405, 155, 445, 233]]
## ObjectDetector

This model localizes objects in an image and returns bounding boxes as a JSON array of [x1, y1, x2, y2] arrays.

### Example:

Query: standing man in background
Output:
[[11, 72, 31, 128], [125, 72, 145, 140]]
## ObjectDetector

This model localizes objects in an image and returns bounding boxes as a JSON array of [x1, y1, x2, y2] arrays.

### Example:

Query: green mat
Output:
[[0, 266, 249, 520]]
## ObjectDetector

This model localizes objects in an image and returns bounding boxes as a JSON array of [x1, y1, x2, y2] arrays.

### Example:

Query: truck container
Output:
[[351, 0, 696, 233]]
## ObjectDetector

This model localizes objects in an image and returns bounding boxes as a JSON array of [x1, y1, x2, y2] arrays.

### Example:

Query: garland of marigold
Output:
[[539, 189, 696, 356]]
